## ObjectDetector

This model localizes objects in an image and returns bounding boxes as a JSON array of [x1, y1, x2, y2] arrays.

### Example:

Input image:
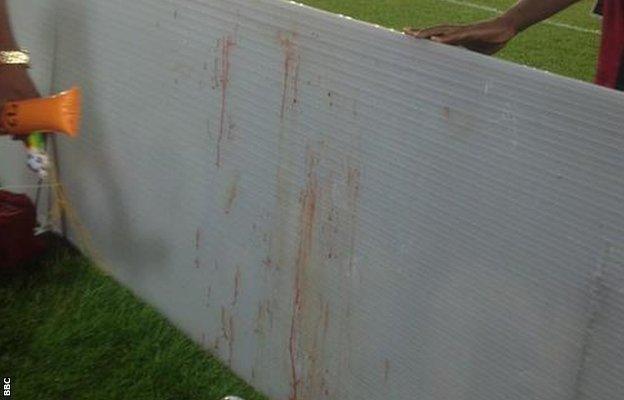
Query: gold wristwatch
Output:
[[0, 50, 30, 67]]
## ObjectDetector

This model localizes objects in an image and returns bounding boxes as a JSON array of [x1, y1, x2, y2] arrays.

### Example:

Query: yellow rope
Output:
[[46, 150, 111, 275]]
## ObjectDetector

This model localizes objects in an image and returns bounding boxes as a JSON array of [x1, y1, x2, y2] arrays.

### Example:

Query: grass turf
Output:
[[0, 239, 268, 400], [1, 1, 600, 399], [300, 0, 601, 82]]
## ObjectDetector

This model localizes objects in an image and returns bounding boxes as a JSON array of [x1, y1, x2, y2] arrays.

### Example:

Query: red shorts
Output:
[[595, 0, 624, 89]]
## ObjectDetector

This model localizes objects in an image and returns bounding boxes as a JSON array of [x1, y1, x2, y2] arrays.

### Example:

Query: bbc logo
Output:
[[2, 377, 9, 398]]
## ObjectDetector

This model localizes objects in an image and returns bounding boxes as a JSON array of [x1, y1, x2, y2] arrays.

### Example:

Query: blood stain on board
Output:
[[254, 302, 265, 334], [304, 299, 332, 398], [221, 306, 235, 366], [194, 228, 203, 268], [224, 173, 240, 214], [273, 31, 301, 275], [232, 265, 241, 306], [346, 165, 361, 272], [216, 35, 236, 168], [195, 228, 202, 249], [323, 302, 330, 337], [205, 285, 211, 308], [289, 147, 320, 400], [278, 32, 300, 121]]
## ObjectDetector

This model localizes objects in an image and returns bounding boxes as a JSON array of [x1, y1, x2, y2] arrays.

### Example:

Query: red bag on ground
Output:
[[0, 190, 45, 269]]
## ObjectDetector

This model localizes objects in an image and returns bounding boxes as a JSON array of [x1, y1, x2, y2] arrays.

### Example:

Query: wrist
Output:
[[498, 12, 523, 33], [0, 35, 19, 50]]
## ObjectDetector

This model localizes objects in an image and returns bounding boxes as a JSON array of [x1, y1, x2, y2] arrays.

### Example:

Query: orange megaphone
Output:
[[0, 86, 81, 137]]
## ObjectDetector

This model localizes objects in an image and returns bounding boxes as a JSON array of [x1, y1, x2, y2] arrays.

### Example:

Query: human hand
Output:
[[404, 17, 518, 55], [0, 66, 38, 102], [0, 66, 38, 136]]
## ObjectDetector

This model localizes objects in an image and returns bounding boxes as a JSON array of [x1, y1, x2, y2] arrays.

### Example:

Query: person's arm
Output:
[[404, 0, 581, 55], [0, 0, 19, 48], [0, 0, 38, 103]]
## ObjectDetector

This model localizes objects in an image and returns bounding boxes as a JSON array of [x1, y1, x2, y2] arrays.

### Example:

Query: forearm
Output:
[[0, 0, 18, 48], [501, 0, 582, 32], [0, 0, 38, 122]]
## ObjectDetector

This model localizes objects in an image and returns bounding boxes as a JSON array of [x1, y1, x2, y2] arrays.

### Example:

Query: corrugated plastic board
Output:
[[3, 0, 624, 399]]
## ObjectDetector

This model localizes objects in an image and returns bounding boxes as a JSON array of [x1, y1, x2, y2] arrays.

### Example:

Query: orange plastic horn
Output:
[[0, 86, 81, 137]]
